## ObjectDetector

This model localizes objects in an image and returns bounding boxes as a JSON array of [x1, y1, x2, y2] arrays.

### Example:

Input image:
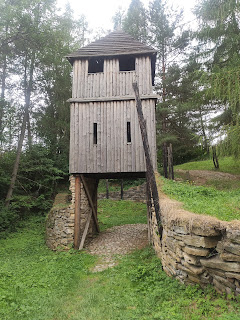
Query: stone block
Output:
[[220, 252, 240, 262], [225, 272, 240, 281], [183, 245, 210, 257], [213, 278, 226, 293], [183, 234, 220, 248], [188, 274, 201, 284], [200, 271, 212, 284], [183, 252, 199, 266], [181, 260, 205, 275], [172, 225, 188, 235], [213, 274, 235, 289], [222, 242, 240, 256], [200, 255, 240, 273]]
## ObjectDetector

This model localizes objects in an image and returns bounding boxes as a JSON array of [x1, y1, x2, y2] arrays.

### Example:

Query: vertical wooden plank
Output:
[[100, 102, 104, 172], [82, 103, 87, 172], [69, 103, 75, 173], [79, 103, 84, 173], [127, 101, 132, 172], [84, 60, 88, 98], [113, 58, 117, 96], [72, 61, 77, 99], [123, 100, 127, 172], [78, 60, 83, 98], [116, 59, 120, 96], [131, 100, 136, 172], [74, 103, 79, 172], [97, 103, 101, 172], [152, 100, 157, 170], [146, 56, 151, 94], [135, 58, 139, 94], [116, 101, 121, 172]]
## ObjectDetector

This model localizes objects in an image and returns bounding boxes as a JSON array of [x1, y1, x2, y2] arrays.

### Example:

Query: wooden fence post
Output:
[[74, 175, 81, 249]]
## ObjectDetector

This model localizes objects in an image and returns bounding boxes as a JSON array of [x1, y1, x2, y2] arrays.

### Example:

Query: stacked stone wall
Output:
[[98, 183, 147, 202], [46, 175, 97, 250], [150, 193, 240, 296]]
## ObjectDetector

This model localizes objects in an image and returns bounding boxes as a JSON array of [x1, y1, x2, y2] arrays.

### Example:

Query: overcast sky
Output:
[[56, 0, 197, 33]]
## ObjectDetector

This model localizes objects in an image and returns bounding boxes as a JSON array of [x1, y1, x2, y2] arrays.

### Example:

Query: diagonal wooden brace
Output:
[[80, 175, 100, 233]]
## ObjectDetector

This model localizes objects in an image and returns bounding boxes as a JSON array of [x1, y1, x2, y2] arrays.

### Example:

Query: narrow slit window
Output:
[[93, 123, 97, 144], [127, 122, 131, 143]]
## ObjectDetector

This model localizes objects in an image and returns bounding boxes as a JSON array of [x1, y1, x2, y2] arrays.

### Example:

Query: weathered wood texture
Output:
[[72, 56, 153, 99], [69, 99, 157, 174]]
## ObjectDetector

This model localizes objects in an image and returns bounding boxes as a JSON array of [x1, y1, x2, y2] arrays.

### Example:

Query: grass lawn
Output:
[[0, 201, 239, 320], [162, 178, 240, 221], [175, 156, 240, 175]]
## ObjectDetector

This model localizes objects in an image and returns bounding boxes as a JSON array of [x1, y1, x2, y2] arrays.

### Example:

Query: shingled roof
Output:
[[66, 30, 157, 64]]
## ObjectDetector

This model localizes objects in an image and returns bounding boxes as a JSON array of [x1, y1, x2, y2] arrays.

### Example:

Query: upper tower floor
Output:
[[66, 30, 157, 101]]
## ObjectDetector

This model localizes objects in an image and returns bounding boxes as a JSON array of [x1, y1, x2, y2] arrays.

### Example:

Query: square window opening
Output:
[[88, 58, 104, 73], [119, 56, 135, 71]]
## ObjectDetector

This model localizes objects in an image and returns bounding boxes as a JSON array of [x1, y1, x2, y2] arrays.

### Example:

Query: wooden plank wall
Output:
[[69, 99, 157, 174], [72, 56, 153, 99]]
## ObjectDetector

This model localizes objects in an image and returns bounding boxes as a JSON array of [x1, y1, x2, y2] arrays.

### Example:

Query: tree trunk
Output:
[[162, 47, 168, 178], [5, 52, 35, 207], [167, 143, 174, 180], [0, 25, 8, 142], [199, 107, 209, 154], [212, 146, 219, 169]]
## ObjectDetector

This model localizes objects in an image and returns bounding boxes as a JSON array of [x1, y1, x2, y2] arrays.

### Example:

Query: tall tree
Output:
[[149, 0, 190, 174], [194, 0, 240, 157], [122, 0, 148, 42]]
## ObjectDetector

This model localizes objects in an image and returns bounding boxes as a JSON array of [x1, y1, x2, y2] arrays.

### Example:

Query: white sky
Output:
[[56, 0, 197, 33]]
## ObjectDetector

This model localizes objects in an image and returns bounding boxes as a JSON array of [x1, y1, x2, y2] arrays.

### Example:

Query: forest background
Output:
[[0, 0, 239, 233]]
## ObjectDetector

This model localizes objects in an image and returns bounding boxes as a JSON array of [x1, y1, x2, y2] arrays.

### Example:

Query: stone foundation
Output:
[[150, 188, 240, 296], [46, 175, 98, 250]]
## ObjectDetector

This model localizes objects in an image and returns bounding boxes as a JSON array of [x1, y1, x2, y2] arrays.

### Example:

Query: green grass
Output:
[[162, 178, 240, 221], [0, 201, 240, 320], [98, 199, 147, 230], [0, 217, 95, 320], [175, 156, 240, 175]]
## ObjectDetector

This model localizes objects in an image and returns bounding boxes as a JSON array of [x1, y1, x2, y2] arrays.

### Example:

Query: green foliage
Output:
[[122, 0, 148, 42], [162, 178, 240, 221], [98, 199, 147, 231], [0, 145, 65, 234]]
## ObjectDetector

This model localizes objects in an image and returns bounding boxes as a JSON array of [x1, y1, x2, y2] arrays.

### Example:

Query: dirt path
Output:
[[85, 224, 148, 272], [176, 169, 240, 185]]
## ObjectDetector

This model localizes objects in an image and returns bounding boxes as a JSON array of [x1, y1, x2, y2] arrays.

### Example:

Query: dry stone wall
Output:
[[98, 183, 147, 202], [46, 175, 97, 250], [150, 192, 240, 296]]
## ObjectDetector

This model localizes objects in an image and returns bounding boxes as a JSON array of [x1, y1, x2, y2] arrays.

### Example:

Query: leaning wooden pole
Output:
[[132, 82, 163, 238]]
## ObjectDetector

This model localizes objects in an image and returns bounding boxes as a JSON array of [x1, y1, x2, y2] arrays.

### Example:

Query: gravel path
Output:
[[86, 224, 148, 272]]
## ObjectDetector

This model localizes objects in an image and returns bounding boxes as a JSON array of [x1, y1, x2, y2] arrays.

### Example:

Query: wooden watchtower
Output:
[[66, 30, 158, 249]]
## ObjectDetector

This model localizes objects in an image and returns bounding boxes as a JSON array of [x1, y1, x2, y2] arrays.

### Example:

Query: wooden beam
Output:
[[132, 82, 163, 239], [80, 175, 100, 233], [79, 209, 92, 250], [74, 175, 81, 249], [67, 94, 159, 103]]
